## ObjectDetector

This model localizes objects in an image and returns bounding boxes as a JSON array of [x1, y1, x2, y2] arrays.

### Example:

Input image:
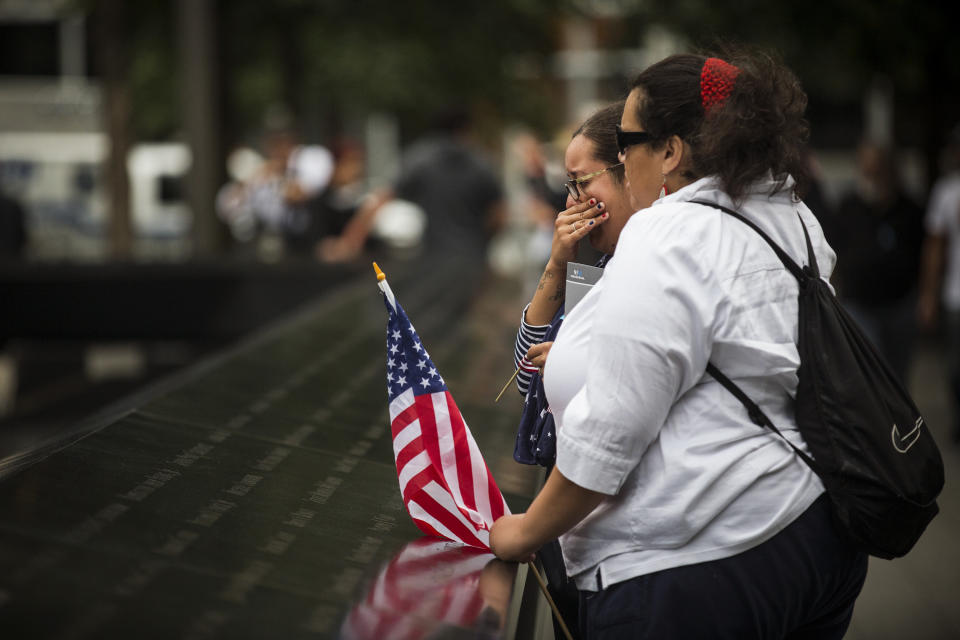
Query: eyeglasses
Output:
[[615, 125, 655, 155], [565, 163, 623, 202]]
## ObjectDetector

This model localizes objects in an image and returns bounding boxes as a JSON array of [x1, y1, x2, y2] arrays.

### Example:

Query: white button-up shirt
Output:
[[545, 176, 832, 590]]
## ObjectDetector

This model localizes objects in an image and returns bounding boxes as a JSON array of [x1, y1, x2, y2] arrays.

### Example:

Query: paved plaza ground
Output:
[[846, 340, 959, 640]]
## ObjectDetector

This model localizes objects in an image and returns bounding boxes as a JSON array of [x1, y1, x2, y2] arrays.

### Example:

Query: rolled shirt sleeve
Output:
[[554, 210, 725, 494]]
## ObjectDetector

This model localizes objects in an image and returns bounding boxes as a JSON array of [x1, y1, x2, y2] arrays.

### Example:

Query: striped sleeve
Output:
[[514, 303, 551, 396]]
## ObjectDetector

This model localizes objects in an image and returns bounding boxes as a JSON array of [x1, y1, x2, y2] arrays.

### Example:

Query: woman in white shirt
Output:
[[491, 50, 868, 639]]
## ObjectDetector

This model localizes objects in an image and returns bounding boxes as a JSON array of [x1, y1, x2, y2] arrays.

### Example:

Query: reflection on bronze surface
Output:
[[340, 537, 514, 639]]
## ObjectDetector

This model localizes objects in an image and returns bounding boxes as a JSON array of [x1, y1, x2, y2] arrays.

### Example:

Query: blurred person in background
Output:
[[0, 181, 27, 259], [216, 126, 334, 257], [0, 177, 26, 415], [511, 101, 629, 639], [512, 131, 572, 289], [918, 124, 960, 443], [311, 137, 368, 241], [216, 145, 266, 245], [829, 141, 924, 384], [319, 106, 505, 277], [799, 147, 835, 237], [492, 50, 867, 639], [515, 132, 568, 215]]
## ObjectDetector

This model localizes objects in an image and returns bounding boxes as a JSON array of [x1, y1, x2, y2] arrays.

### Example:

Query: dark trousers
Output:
[[578, 495, 868, 640], [540, 539, 581, 640], [539, 466, 583, 639]]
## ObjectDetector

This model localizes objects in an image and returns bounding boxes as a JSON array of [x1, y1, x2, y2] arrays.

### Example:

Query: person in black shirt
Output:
[[0, 187, 27, 258], [831, 141, 925, 383], [318, 107, 505, 277]]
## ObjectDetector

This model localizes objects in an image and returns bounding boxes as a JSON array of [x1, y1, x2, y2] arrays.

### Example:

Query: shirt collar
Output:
[[652, 173, 797, 209]]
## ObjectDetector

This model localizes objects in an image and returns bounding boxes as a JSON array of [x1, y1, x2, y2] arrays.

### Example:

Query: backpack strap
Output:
[[797, 208, 820, 279], [705, 362, 818, 470], [690, 199, 820, 472]]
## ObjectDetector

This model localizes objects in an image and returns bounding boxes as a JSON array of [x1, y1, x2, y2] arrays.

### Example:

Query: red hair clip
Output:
[[701, 58, 740, 114]]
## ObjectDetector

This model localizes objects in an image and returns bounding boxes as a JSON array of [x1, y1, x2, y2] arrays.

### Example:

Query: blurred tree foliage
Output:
[[92, 0, 959, 172], [622, 0, 960, 168], [101, 0, 567, 145], [624, 0, 955, 99]]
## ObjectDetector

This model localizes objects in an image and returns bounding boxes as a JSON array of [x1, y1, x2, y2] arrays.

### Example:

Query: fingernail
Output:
[[602, 212, 609, 219], [589, 198, 596, 205], [597, 202, 604, 210], [588, 220, 595, 226]]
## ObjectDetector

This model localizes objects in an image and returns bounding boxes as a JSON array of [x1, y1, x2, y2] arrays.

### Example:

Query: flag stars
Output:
[[384, 314, 440, 393]]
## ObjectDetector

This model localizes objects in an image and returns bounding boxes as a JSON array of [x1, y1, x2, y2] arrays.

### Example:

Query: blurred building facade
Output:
[[0, 0, 193, 260]]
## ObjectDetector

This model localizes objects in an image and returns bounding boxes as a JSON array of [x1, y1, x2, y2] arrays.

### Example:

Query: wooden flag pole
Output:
[[526, 561, 575, 640], [494, 366, 521, 403]]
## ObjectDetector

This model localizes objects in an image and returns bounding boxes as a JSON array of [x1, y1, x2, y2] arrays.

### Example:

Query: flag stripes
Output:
[[390, 390, 507, 550]]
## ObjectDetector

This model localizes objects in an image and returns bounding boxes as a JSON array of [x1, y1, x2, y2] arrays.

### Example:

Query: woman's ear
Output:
[[660, 135, 684, 175]]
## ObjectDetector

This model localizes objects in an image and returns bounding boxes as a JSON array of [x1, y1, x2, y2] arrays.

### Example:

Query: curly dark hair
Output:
[[628, 47, 810, 203], [573, 100, 627, 184]]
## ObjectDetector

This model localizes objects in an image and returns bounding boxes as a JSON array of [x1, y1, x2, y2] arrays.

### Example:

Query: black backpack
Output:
[[694, 200, 945, 559]]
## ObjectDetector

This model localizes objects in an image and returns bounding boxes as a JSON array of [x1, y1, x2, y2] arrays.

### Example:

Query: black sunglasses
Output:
[[615, 125, 655, 155]]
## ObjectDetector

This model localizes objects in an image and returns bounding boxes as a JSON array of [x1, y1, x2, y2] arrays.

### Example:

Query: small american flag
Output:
[[519, 357, 539, 373], [377, 267, 510, 550]]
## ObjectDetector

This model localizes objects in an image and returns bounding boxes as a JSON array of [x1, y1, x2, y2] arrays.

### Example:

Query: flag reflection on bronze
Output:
[[340, 537, 510, 639]]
